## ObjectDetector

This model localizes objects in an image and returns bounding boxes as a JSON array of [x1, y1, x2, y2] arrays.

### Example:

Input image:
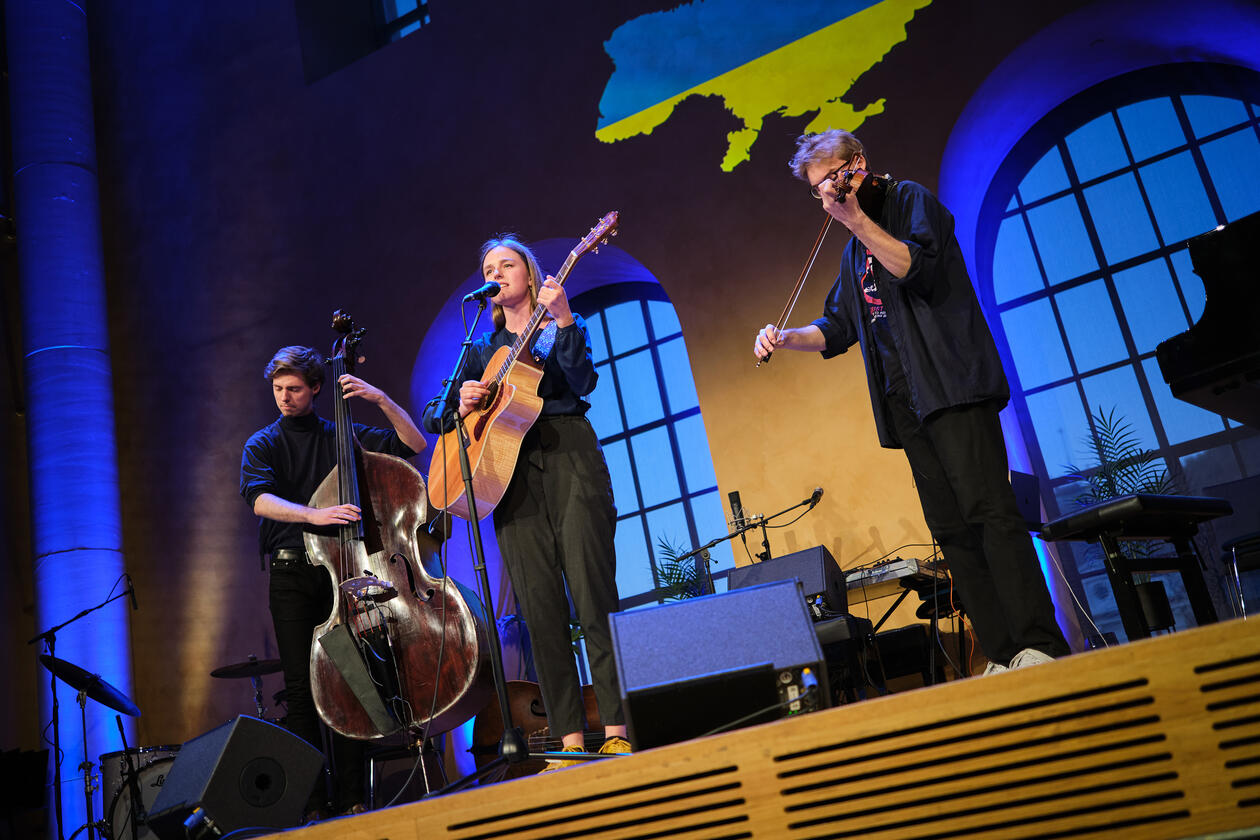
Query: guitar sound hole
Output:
[[480, 382, 500, 411]]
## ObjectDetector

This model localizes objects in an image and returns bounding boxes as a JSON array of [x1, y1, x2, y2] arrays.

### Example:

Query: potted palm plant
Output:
[[653, 536, 708, 601]]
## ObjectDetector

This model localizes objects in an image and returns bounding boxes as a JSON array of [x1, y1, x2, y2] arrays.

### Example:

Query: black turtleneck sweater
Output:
[[239, 412, 415, 554]]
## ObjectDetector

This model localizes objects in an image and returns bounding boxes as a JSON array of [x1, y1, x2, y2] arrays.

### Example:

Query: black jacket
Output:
[[812, 180, 1009, 448]]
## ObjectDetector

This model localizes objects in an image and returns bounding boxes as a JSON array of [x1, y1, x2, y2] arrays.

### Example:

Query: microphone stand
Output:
[[114, 715, 142, 840], [431, 300, 609, 795], [29, 585, 134, 840], [755, 515, 772, 564], [673, 493, 822, 587]]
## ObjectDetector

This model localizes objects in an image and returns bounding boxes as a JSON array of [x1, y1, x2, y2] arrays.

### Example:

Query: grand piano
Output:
[[1156, 210, 1260, 428]]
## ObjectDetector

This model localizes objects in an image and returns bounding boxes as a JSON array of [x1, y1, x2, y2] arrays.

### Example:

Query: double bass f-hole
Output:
[[390, 551, 435, 603]]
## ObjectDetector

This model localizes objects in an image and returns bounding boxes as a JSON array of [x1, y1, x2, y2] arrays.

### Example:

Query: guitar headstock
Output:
[[574, 210, 619, 257]]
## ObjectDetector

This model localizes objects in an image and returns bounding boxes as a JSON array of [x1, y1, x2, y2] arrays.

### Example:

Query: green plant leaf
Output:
[[654, 535, 705, 601]]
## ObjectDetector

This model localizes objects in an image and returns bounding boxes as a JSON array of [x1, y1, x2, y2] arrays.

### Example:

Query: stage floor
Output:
[[273, 617, 1260, 839]]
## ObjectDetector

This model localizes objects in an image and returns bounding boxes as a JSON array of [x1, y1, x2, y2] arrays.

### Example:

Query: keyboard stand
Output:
[[1040, 494, 1229, 641]]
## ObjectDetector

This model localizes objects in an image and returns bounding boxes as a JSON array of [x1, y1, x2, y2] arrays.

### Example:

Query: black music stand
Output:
[[1040, 494, 1228, 641]]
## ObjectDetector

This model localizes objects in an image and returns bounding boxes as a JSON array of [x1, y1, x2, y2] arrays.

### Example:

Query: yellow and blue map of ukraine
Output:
[[596, 0, 931, 171]]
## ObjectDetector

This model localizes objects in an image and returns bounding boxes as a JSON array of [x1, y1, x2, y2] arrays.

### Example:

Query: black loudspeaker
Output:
[[147, 716, 323, 840], [874, 625, 945, 687], [609, 580, 828, 750], [727, 545, 847, 615]]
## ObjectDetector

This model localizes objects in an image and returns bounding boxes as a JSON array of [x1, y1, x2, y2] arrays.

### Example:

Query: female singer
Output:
[[423, 235, 629, 768]]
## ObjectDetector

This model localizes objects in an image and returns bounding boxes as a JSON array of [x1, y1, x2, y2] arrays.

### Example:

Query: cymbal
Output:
[[39, 655, 140, 717], [210, 658, 282, 679]]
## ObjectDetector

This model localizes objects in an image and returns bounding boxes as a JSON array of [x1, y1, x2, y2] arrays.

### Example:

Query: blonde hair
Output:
[[479, 235, 545, 331], [789, 129, 865, 181]]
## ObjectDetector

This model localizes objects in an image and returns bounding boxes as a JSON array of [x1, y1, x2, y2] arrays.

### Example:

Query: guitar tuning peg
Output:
[[600, 237, 608, 245], [611, 229, 619, 237], [592, 246, 599, 254]]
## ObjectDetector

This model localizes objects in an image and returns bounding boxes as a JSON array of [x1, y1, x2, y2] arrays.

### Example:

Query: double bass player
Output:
[[240, 345, 425, 818]]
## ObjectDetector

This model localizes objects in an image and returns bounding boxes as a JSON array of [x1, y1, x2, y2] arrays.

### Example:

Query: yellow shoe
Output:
[[599, 736, 632, 755], [537, 744, 586, 773]]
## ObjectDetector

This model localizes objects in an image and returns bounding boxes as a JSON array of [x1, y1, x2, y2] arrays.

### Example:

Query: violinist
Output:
[[422, 235, 630, 771], [754, 130, 1069, 675], [239, 345, 426, 818]]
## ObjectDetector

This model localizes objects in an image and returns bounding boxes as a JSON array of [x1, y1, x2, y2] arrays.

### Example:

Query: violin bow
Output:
[[757, 213, 834, 368]]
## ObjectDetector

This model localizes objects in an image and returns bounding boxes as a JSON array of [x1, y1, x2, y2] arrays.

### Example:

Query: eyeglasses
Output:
[[810, 158, 857, 200]]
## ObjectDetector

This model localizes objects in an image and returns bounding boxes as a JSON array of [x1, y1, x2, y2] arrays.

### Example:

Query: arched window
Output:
[[977, 64, 1260, 640], [571, 282, 735, 609]]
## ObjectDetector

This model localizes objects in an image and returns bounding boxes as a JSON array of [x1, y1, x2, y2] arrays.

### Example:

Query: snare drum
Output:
[[98, 745, 180, 840]]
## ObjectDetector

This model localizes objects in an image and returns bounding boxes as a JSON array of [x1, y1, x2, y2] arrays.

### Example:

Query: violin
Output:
[[306, 310, 492, 740], [831, 168, 897, 221]]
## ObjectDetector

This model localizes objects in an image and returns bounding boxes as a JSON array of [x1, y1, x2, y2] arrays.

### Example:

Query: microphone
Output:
[[807, 487, 824, 508], [728, 490, 745, 528], [462, 281, 501, 302], [125, 574, 138, 611]]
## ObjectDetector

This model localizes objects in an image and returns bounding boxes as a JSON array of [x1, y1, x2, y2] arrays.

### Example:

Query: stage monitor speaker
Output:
[[727, 545, 847, 615], [147, 715, 323, 840], [609, 579, 828, 751]]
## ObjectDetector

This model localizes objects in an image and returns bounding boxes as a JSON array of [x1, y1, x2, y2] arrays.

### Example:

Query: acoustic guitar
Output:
[[427, 211, 619, 520]]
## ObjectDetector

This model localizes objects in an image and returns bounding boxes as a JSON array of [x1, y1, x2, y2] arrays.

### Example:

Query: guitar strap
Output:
[[531, 320, 559, 363]]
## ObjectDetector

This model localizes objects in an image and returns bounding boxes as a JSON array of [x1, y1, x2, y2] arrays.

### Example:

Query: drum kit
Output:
[[38, 653, 284, 840]]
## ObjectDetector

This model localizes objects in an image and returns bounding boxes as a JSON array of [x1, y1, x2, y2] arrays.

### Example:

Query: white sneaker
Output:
[[1009, 648, 1056, 669], [981, 661, 1009, 676]]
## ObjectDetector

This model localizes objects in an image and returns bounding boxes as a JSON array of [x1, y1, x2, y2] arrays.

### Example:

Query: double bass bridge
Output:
[[340, 574, 399, 604]]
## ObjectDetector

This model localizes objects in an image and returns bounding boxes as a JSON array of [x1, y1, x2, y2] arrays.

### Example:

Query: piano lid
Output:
[[1155, 210, 1260, 428]]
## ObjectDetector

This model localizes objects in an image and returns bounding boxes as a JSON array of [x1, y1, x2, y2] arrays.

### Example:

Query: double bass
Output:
[[307, 311, 491, 739]]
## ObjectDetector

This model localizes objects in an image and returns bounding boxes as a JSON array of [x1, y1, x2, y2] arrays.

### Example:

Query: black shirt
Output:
[[811, 180, 1009, 447], [239, 412, 414, 553]]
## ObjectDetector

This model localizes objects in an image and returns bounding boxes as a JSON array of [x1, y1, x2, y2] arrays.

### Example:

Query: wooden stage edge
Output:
[[278, 618, 1260, 840]]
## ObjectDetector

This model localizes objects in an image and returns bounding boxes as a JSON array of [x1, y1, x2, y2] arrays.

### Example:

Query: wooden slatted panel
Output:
[[1198, 651, 1260, 813], [277, 617, 1260, 840]]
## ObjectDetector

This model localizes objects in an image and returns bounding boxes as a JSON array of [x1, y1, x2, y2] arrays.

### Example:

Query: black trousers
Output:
[[269, 562, 365, 811], [493, 416, 624, 737], [887, 393, 1070, 665]]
